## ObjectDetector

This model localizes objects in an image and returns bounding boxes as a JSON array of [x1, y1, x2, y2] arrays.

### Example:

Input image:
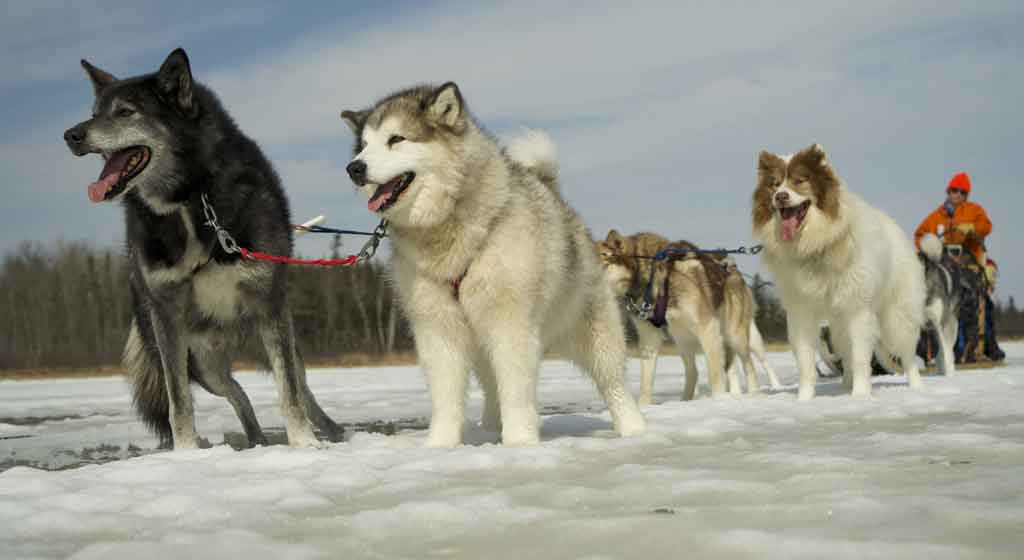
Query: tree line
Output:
[[1, 243, 1019, 371], [0, 240, 413, 371]]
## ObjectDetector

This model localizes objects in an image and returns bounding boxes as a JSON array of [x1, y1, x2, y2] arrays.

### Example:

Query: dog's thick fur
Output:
[[340, 83, 645, 446], [919, 233, 961, 375], [752, 144, 926, 399], [64, 49, 340, 449], [598, 230, 781, 403]]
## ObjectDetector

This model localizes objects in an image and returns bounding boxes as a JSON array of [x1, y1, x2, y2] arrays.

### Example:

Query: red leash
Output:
[[239, 248, 358, 266]]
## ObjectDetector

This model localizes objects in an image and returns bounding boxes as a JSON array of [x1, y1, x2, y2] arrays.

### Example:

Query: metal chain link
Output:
[[643, 244, 763, 261], [200, 193, 240, 254], [356, 219, 389, 263]]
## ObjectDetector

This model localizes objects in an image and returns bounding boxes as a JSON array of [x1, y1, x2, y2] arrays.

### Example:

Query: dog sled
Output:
[[922, 359, 1005, 375], [818, 324, 1007, 378]]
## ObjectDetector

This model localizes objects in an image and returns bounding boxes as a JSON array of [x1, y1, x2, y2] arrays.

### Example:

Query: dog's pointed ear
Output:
[[606, 229, 625, 250], [425, 82, 465, 129], [340, 109, 369, 134], [81, 60, 116, 96], [758, 150, 782, 172], [799, 143, 841, 218], [157, 48, 196, 117], [800, 143, 829, 167]]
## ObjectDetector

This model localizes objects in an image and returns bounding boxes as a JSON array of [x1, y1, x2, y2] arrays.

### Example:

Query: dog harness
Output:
[[625, 249, 733, 328], [648, 276, 670, 328]]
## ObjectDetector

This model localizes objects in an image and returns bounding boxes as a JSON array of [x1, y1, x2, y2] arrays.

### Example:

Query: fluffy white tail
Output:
[[919, 233, 943, 263], [505, 129, 559, 191]]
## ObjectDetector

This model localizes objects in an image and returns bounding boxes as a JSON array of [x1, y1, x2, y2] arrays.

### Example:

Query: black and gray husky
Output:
[[63, 48, 341, 449]]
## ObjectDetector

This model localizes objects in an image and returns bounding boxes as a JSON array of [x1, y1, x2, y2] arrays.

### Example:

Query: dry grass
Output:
[[0, 366, 126, 381], [0, 353, 423, 381]]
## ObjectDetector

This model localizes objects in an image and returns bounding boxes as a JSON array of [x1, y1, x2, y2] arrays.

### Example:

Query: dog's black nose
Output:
[[774, 191, 789, 205], [346, 160, 367, 184], [64, 126, 86, 146]]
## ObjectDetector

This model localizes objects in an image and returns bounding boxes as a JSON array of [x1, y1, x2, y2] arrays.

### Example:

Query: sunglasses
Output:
[[948, 189, 967, 195]]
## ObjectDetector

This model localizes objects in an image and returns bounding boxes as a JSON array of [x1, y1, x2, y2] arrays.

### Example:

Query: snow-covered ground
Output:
[[2, 345, 1023, 560]]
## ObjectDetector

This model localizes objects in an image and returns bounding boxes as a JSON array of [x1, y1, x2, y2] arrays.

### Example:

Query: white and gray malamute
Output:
[[63, 49, 341, 449], [340, 83, 646, 446]]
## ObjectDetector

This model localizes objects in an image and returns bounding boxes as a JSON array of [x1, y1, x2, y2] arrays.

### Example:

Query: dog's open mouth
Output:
[[87, 147, 151, 203], [367, 172, 415, 213], [778, 200, 811, 241]]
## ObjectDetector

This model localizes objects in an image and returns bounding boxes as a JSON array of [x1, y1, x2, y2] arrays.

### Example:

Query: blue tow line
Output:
[[292, 224, 384, 237]]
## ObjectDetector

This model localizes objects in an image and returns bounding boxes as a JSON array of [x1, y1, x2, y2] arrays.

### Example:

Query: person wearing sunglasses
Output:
[[914, 171, 993, 363], [914, 171, 992, 262]]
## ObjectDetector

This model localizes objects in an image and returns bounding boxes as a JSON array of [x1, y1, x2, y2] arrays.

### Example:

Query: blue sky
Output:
[[2, 1, 1023, 301]]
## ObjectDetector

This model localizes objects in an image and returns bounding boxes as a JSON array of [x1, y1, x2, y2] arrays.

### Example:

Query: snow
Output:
[[2, 345, 1024, 559]]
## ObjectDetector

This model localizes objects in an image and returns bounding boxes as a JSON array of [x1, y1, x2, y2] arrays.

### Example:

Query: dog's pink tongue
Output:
[[780, 215, 799, 241], [367, 182, 397, 212], [87, 175, 119, 203], [86, 151, 131, 203]]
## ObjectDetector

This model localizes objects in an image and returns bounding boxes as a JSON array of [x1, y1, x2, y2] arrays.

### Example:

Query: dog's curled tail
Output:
[[124, 319, 173, 448], [506, 129, 559, 192], [919, 233, 944, 263]]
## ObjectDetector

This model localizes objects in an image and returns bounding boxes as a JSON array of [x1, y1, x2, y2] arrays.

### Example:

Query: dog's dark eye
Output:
[[116, 108, 135, 118], [387, 135, 406, 147]]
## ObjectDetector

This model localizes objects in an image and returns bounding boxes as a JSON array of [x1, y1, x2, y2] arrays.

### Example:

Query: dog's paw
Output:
[[616, 417, 647, 438], [424, 420, 466, 448], [905, 373, 925, 390], [850, 385, 873, 399], [286, 427, 322, 448], [173, 436, 202, 450]]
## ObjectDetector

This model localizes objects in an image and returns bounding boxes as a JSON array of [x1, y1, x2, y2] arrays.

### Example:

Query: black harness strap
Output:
[[648, 274, 670, 328]]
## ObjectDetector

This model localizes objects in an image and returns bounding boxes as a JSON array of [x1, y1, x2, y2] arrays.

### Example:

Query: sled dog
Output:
[[63, 49, 341, 449], [752, 144, 926, 399], [598, 230, 781, 403], [918, 233, 961, 376], [339, 83, 645, 446]]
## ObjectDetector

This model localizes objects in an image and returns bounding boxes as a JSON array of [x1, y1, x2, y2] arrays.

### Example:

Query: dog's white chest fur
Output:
[[192, 263, 250, 322], [138, 208, 253, 324]]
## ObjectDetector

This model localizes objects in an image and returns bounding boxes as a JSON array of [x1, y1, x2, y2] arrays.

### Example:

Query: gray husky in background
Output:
[[340, 83, 645, 446], [918, 233, 960, 376], [63, 49, 341, 449]]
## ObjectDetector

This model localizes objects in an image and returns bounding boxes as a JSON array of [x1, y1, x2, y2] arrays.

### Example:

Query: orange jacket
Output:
[[914, 200, 992, 264]]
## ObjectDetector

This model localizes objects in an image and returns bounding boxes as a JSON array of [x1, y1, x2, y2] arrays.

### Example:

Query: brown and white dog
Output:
[[598, 230, 781, 403], [752, 144, 926, 400]]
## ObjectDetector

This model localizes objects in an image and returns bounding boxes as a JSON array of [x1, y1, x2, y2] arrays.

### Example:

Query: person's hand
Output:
[[955, 223, 976, 238]]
